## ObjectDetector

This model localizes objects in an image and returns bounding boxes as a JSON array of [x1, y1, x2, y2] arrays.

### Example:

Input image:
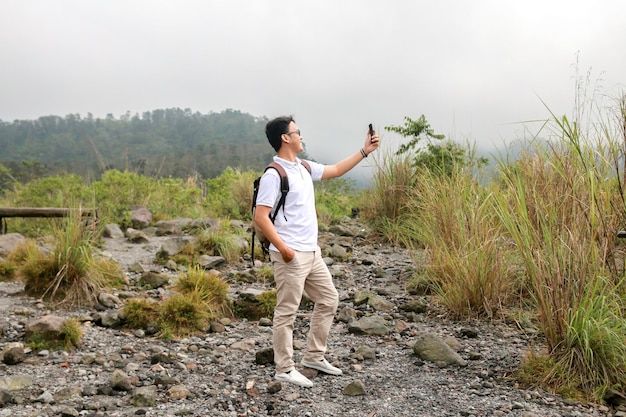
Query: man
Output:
[[254, 116, 379, 387]]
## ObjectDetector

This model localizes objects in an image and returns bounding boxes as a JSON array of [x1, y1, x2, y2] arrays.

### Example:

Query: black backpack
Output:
[[250, 160, 312, 264]]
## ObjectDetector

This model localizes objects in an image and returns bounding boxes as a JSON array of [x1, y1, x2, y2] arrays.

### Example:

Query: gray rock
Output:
[[102, 223, 125, 239], [130, 205, 152, 229], [2, 345, 25, 365], [97, 292, 122, 308], [139, 271, 170, 289], [132, 385, 157, 406], [24, 315, 67, 343], [342, 380, 366, 396], [328, 224, 355, 236], [127, 228, 150, 243], [197, 254, 226, 268], [0, 389, 12, 407], [0, 233, 26, 257], [156, 218, 193, 233], [325, 244, 348, 260], [110, 369, 133, 391], [412, 332, 468, 367], [400, 300, 428, 314], [336, 306, 358, 323], [347, 316, 390, 335], [94, 310, 121, 328], [128, 262, 145, 273], [352, 345, 376, 361], [0, 375, 34, 391], [367, 294, 395, 312]]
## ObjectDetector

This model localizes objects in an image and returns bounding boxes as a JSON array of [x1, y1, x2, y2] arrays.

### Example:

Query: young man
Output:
[[254, 116, 379, 387]]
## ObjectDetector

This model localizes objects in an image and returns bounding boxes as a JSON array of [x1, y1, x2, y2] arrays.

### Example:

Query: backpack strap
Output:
[[270, 160, 312, 221], [264, 162, 289, 223]]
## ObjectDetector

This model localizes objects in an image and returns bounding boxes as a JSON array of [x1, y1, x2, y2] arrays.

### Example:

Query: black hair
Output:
[[265, 115, 294, 152]]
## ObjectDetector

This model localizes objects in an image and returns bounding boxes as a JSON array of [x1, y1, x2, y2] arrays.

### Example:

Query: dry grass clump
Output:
[[17, 212, 125, 308], [121, 266, 232, 339]]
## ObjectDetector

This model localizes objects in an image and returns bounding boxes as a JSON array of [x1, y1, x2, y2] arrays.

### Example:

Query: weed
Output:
[[175, 266, 232, 318], [159, 292, 210, 337], [0, 260, 16, 281], [121, 298, 161, 330], [21, 210, 115, 307], [194, 223, 243, 263]]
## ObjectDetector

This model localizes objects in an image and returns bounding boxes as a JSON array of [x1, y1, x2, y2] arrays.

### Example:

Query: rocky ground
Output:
[[0, 218, 619, 417]]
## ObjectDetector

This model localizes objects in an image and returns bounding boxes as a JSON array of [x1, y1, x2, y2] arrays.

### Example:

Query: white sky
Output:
[[1, 0, 625, 172]]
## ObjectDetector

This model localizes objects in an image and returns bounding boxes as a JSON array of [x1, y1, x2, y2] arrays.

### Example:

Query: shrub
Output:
[[0, 260, 16, 281], [234, 289, 276, 320], [359, 150, 416, 245], [194, 223, 243, 263], [203, 167, 257, 219], [21, 211, 117, 307], [314, 178, 358, 225], [159, 292, 210, 337], [121, 298, 161, 330], [175, 266, 232, 318], [25, 317, 83, 351], [61, 318, 84, 349], [407, 168, 516, 319]]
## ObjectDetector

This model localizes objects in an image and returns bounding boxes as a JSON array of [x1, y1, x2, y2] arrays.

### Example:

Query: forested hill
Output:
[[0, 108, 282, 181]]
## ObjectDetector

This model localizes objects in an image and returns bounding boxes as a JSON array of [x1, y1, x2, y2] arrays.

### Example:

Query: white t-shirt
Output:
[[255, 156, 324, 251]]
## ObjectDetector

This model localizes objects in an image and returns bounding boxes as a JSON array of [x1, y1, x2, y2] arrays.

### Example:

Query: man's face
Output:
[[284, 122, 304, 153]]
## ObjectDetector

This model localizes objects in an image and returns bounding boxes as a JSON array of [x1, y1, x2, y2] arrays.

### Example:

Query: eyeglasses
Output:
[[284, 130, 301, 136]]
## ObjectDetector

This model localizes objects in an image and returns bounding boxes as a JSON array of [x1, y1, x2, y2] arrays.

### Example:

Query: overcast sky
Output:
[[2, 0, 625, 172]]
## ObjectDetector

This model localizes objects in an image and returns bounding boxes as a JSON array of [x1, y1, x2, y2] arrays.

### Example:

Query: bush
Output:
[[121, 298, 161, 330], [159, 292, 210, 337], [21, 212, 121, 307], [175, 266, 232, 318], [194, 223, 244, 263], [0, 260, 16, 281]]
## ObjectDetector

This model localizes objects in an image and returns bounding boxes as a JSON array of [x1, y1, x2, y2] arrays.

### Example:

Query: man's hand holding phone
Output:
[[362, 123, 380, 157]]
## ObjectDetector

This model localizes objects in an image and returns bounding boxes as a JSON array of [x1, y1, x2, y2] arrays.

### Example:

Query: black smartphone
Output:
[[369, 123, 375, 143]]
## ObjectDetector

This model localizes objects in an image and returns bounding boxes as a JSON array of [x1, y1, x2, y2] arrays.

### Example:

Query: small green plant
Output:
[[234, 289, 276, 320], [25, 318, 83, 351], [256, 290, 277, 318], [359, 149, 416, 245], [256, 266, 274, 284], [194, 223, 243, 263], [61, 318, 83, 349], [21, 211, 117, 307], [314, 178, 357, 225], [175, 266, 232, 318], [121, 298, 161, 330], [203, 167, 258, 219], [0, 259, 16, 281], [159, 292, 210, 337]]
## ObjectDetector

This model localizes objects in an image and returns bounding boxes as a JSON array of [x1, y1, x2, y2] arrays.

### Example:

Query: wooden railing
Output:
[[0, 207, 98, 234]]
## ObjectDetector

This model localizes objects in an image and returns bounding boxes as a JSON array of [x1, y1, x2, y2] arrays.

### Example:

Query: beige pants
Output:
[[270, 248, 339, 374]]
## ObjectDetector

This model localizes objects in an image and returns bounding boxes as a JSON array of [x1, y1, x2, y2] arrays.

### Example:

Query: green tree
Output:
[[385, 115, 487, 175], [385, 115, 445, 156]]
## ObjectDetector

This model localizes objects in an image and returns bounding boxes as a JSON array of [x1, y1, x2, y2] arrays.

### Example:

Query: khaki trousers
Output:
[[270, 248, 339, 374]]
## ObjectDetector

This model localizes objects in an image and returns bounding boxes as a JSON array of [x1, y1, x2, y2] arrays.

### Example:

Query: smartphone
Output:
[[369, 123, 375, 143]]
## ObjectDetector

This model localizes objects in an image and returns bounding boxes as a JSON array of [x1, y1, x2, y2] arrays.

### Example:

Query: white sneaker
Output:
[[301, 358, 343, 376], [275, 369, 313, 388]]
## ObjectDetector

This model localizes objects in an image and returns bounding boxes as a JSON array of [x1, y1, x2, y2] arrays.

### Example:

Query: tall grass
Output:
[[492, 93, 626, 400], [359, 149, 416, 245], [405, 167, 518, 319], [366, 88, 626, 401], [21, 209, 124, 307]]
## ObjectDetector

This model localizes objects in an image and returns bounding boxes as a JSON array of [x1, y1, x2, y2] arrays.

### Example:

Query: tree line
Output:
[[0, 108, 278, 183]]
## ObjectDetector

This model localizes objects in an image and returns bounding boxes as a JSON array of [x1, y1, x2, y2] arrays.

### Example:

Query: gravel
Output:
[[0, 225, 615, 417]]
